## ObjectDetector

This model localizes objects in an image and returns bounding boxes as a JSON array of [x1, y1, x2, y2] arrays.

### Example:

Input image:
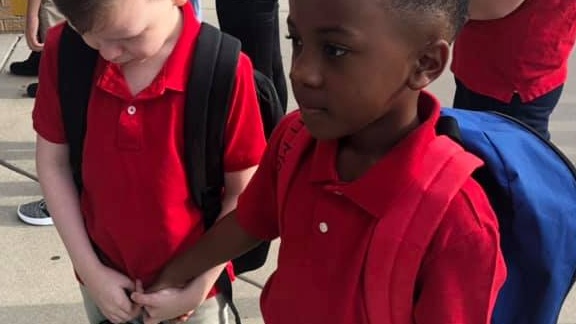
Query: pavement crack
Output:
[[0, 35, 22, 73], [237, 275, 265, 290], [0, 159, 38, 182]]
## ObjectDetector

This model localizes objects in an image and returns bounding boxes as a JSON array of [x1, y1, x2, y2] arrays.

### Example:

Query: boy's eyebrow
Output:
[[286, 17, 358, 37]]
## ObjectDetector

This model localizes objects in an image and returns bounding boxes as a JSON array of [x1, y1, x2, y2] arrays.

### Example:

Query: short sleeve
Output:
[[235, 113, 300, 241], [223, 53, 267, 172], [32, 23, 67, 144]]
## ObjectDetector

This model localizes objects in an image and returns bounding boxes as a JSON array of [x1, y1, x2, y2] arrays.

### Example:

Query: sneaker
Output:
[[17, 199, 53, 226], [9, 51, 41, 76], [26, 82, 38, 98]]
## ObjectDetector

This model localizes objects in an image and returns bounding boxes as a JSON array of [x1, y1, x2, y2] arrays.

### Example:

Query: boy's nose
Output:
[[99, 45, 124, 63], [290, 54, 324, 89]]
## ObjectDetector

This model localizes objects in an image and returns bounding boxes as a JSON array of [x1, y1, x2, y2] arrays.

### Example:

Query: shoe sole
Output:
[[17, 207, 53, 226]]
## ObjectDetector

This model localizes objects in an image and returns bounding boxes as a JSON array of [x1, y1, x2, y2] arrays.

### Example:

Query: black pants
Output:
[[453, 79, 563, 140], [216, 0, 288, 111]]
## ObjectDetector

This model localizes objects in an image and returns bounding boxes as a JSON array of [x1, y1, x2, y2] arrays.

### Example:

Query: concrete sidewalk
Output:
[[0, 0, 575, 323]]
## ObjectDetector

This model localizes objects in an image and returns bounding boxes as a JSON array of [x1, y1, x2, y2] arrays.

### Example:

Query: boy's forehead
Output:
[[288, 0, 389, 24], [288, 0, 403, 36]]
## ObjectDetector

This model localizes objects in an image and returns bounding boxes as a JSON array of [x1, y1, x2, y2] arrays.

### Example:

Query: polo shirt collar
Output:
[[309, 91, 442, 218], [96, 2, 200, 99]]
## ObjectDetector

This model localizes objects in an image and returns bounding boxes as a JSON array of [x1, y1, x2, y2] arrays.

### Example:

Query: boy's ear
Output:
[[407, 39, 450, 91]]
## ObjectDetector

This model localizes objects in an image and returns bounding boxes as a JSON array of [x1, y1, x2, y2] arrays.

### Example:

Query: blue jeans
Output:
[[453, 79, 563, 140]]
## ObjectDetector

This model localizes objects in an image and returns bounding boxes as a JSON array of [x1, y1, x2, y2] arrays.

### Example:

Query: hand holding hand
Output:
[[80, 265, 141, 323]]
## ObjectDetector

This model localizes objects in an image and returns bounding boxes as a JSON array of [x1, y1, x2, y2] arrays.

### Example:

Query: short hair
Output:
[[53, 0, 112, 34], [386, 0, 469, 41]]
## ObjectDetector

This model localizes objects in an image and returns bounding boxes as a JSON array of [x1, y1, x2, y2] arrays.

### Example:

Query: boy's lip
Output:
[[300, 105, 328, 114]]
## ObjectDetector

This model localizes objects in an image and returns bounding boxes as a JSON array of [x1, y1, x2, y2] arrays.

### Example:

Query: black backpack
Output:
[[58, 22, 284, 323]]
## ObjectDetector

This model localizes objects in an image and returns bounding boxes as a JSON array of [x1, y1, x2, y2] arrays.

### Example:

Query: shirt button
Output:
[[333, 190, 343, 196], [319, 222, 329, 233], [127, 105, 137, 115]]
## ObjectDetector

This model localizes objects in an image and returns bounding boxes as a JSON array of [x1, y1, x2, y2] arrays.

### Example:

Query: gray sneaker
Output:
[[17, 199, 53, 226]]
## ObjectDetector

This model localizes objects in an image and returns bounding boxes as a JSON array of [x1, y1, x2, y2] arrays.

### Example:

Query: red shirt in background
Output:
[[452, 0, 576, 103]]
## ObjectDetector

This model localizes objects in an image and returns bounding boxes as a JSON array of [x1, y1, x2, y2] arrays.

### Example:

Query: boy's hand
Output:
[[81, 265, 141, 323], [146, 273, 181, 293], [132, 279, 209, 324], [24, 15, 43, 52]]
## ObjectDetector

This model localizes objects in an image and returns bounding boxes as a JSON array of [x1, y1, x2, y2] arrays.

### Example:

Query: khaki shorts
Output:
[[38, 0, 65, 41], [80, 285, 230, 324]]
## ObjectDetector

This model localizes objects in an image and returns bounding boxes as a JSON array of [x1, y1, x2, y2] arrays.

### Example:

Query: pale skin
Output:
[[25, 0, 43, 52]]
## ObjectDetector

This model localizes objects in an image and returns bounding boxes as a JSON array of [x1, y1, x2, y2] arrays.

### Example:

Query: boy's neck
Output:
[[340, 95, 420, 158]]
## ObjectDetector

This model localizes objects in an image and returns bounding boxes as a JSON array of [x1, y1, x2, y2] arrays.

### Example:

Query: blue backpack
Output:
[[437, 108, 576, 324]]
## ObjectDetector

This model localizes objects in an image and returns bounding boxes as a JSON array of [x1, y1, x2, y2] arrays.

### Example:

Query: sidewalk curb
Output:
[[0, 34, 21, 72]]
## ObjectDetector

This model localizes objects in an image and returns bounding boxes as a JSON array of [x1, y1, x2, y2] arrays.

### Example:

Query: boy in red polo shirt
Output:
[[133, 0, 507, 323], [33, 0, 266, 323], [452, 0, 576, 140]]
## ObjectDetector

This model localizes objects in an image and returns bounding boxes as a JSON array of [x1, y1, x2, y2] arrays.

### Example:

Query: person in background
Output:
[[452, 0, 576, 140], [216, 0, 288, 111], [15, 0, 65, 226]]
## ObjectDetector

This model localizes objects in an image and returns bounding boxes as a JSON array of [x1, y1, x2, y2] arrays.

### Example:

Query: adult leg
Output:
[[270, 2, 287, 110], [505, 85, 563, 140], [216, 0, 287, 111]]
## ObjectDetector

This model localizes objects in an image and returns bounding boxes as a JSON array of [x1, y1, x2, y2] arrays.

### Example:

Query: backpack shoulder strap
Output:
[[364, 136, 483, 323], [184, 22, 242, 324], [184, 23, 240, 228], [58, 23, 99, 192]]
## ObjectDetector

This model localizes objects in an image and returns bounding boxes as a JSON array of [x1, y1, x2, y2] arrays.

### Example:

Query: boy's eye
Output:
[[285, 34, 303, 48], [323, 44, 349, 57]]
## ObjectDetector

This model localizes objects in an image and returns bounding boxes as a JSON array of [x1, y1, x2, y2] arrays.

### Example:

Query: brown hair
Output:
[[53, 0, 112, 34]]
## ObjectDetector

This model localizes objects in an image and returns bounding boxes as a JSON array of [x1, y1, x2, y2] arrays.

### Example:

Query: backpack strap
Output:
[[185, 23, 239, 228], [184, 23, 242, 324], [363, 136, 483, 323], [58, 23, 99, 192]]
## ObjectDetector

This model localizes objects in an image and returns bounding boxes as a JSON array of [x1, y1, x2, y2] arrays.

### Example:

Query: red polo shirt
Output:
[[33, 2, 266, 289], [236, 92, 506, 323], [452, 0, 576, 103]]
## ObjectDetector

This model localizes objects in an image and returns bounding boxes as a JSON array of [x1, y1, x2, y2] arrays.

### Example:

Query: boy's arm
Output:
[[413, 179, 507, 324], [36, 136, 141, 323], [149, 53, 281, 291], [151, 167, 261, 305], [150, 212, 262, 291], [36, 136, 102, 284], [468, 0, 526, 20], [25, 0, 43, 51]]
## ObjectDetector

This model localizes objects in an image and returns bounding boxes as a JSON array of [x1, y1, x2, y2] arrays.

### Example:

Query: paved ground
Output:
[[0, 0, 574, 323]]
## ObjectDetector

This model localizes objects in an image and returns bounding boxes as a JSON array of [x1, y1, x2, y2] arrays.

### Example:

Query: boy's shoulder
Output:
[[42, 22, 67, 58], [268, 110, 305, 145], [431, 175, 499, 253]]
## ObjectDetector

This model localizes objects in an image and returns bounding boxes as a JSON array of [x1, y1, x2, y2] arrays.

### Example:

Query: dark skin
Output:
[[146, 0, 450, 291]]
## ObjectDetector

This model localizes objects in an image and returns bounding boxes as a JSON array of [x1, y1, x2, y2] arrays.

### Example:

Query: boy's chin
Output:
[[302, 120, 342, 141]]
